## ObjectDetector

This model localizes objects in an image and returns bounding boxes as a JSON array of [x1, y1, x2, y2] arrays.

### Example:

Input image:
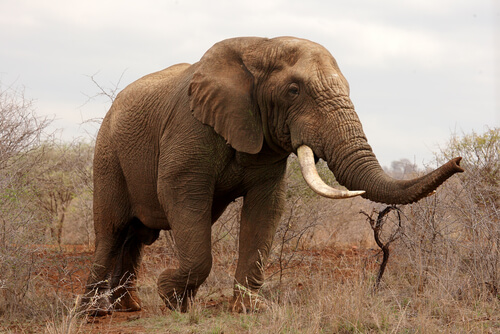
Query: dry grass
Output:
[[3, 198, 499, 333], [109, 239, 499, 333]]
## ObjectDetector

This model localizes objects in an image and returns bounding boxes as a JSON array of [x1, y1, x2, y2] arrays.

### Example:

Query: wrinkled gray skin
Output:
[[84, 37, 463, 314]]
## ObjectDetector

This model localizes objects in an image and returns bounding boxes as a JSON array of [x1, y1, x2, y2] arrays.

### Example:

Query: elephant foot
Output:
[[112, 287, 142, 312], [79, 292, 112, 317], [161, 292, 192, 313], [232, 291, 268, 313], [157, 269, 198, 312]]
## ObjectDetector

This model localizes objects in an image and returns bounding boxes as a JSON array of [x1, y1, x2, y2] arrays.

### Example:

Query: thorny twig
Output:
[[360, 205, 402, 290]]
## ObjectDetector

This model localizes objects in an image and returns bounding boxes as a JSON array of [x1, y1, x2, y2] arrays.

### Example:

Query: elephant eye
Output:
[[288, 83, 300, 97]]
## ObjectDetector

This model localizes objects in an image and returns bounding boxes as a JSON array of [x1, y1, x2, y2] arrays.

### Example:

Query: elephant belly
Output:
[[134, 203, 170, 230], [127, 178, 170, 230]]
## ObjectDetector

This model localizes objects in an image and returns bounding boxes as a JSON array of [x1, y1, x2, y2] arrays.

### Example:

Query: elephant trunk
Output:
[[321, 120, 463, 205], [332, 148, 463, 205], [295, 102, 464, 205]]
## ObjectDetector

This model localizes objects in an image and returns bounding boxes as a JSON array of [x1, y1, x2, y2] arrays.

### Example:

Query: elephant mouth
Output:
[[296, 145, 365, 199], [313, 152, 320, 164]]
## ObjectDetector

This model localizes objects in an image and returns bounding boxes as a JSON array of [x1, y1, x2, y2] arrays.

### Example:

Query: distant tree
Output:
[[438, 127, 499, 216], [0, 83, 53, 317], [25, 142, 93, 247], [0, 83, 51, 248], [398, 127, 500, 297], [386, 158, 419, 179], [0, 83, 51, 169]]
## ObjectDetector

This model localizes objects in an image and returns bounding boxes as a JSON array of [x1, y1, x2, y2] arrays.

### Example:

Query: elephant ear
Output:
[[188, 39, 263, 154]]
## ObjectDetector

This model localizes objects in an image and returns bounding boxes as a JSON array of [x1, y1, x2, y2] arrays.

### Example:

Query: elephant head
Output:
[[189, 37, 463, 204]]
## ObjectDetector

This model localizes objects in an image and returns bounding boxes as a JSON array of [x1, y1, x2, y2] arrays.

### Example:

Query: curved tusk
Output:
[[297, 145, 365, 199], [426, 190, 437, 197]]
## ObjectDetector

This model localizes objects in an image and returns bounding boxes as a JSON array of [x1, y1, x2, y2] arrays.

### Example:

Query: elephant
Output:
[[83, 36, 463, 315]]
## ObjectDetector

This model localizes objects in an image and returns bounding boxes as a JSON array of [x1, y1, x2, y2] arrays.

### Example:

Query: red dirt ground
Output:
[[16, 244, 380, 333]]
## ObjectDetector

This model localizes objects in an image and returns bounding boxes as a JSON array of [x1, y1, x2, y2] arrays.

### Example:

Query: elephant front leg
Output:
[[157, 222, 213, 312], [156, 191, 214, 312], [233, 176, 286, 312]]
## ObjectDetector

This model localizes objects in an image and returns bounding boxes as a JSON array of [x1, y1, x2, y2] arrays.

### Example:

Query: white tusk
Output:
[[426, 190, 437, 197], [297, 145, 365, 199]]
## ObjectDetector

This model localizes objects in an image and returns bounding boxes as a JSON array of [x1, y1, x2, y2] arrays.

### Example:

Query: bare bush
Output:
[[0, 84, 51, 169], [26, 142, 94, 247], [394, 128, 500, 300], [0, 83, 54, 320]]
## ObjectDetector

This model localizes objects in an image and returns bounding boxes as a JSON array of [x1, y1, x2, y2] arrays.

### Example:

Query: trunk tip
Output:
[[449, 157, 464, 173]]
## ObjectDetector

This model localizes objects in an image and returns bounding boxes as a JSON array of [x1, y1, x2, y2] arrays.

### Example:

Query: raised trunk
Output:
[[325, 136, 464, 205], [292, 95, 463, 205]]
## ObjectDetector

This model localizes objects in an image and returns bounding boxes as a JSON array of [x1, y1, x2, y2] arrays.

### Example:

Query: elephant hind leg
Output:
[[82, 238, 117, 316], [110, 217, 160, 312]]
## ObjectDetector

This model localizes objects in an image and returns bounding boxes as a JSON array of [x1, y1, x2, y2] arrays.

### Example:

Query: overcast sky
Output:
[[1, 0, 498, 168]]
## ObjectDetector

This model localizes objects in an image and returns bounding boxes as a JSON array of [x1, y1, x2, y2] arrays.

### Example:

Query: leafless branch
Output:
[[361, 205, 402, 290]]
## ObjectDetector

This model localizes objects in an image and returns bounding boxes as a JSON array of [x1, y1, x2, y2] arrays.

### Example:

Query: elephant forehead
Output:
[[293, 47, 339, 70], [294, 57, 341, 81], [299, 65, 349, 96]]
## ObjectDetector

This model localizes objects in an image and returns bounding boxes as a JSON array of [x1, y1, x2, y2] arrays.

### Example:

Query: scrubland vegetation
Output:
[[1, 82, 499, 333]]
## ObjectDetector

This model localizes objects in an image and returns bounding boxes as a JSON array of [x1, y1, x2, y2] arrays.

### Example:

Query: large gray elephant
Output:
[[83, 36, 463, 314]]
